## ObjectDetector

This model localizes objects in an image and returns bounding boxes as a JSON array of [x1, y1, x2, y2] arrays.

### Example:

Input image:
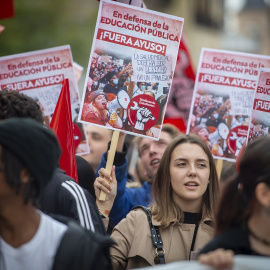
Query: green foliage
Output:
[[0, 0, 100, 92]]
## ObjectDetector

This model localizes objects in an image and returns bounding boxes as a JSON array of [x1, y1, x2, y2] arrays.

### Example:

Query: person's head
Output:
[[0, 118, 60, 205], [137, 82, 146, 91], [0, 88, 44, 123], [82, 125, 112, 172], [120, 74, 128, 83], [215, 137, 270, 235], [109, 74, 118, 86], [92, 76, 99, 87], [193, 125, 210, 142], [134, 124, 180, 180], [89, 91, 108, 111], [152, 133, 219, 227], [235, 115, 243, 123], [211, 110, 219, 120], [76, 155, 96, 199]]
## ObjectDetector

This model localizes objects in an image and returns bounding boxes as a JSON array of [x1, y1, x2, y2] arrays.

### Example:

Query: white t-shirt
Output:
[[0, 211, 67, 270]]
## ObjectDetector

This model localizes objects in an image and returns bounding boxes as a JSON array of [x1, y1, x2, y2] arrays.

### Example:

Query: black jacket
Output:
[[199, 226, 262, 256], [52, 217, 114, 270], [40, 168, 106, 235]]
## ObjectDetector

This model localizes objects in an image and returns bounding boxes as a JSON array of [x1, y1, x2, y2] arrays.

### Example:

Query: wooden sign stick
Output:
[[99, 130, 120, 201], [216, 159, 223, 181]]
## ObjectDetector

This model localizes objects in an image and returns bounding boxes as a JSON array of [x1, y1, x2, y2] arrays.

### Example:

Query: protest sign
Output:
[[247, 68, 270, 143], [187, 48, 270, 161], [79, 0, 183, 140], [0, 45, 89, 155]]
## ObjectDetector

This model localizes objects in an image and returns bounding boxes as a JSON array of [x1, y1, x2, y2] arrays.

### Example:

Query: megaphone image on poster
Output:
[[208, 123, 229, 157], [106, 89, 130, 112], [127, 94, 159, 131], [209, 122, 229, 144]]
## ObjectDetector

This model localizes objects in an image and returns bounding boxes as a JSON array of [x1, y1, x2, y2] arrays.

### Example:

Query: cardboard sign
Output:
[[0, 45, 89, 155], [248, 68, 270, 143], [79, 0, 183, 140], [187, 48, 270, 161]]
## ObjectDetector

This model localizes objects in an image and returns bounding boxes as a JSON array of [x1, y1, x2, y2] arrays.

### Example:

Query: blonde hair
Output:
[[151, 133, 219, 228]]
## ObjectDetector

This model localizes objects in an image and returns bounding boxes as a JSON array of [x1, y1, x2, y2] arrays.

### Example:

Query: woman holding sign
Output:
[[199, 137, 270, 269], [95, 133, 219, 269]]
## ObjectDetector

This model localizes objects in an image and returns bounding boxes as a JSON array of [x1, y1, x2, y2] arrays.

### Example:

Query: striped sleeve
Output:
[[61, 180, 95, 232]]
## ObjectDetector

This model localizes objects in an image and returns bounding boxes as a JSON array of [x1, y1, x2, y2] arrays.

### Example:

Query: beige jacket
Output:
[[110, 208, 214, 270]]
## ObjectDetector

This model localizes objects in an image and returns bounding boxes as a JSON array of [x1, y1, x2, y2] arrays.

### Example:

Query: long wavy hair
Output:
[[151, 133, 219, 228]]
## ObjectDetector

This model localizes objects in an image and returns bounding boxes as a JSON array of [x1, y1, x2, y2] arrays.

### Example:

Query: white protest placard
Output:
[[0, 45, 89, 155], [187, 48, 270, 161], [247, 68, 270, 143], [229, 89, 254, 116], [79, 0, 183, 140]]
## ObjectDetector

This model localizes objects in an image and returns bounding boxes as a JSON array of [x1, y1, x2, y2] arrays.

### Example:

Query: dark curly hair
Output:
[[0, 88, 44, 123]]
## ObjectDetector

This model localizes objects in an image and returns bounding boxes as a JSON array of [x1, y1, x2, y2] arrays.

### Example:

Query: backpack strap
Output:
[[132, 206, 165, 264]]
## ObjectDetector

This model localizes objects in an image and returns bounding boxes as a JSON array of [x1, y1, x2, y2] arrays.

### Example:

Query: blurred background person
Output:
[[199, 137, 270, 269]]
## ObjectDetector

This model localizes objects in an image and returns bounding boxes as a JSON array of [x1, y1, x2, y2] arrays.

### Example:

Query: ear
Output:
[[255, 183, 270, 208], [20, 168, 30, 184]]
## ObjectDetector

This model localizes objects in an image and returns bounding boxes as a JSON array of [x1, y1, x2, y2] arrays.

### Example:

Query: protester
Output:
[[133, 82, 147, 97], [95, 124, 180, 226], [199, 137, 270, 269], [82, 124, 112, 173], [76, 155, 97, 199], [0, 88, 44, 123], [81, 90, 123, 128], [205, 109, 221, 128], [41, 167, 106, 234], [0, 118, 113, 270], [95, 133, 219, 268], [192, 125, 210, 146], [192, 124, 223, 157], [0, 89, 106, 234], [103, 73, 121, 95]]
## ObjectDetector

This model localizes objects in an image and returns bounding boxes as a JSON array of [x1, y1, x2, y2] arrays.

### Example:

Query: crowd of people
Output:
[[190, 93, 250, 158], [248, 122, 270, 142], [1, 87, 270, 270], [81, 54, 170, 137]]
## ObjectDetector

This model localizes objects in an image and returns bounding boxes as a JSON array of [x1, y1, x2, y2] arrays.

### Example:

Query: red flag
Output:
[[164, 34, 196, 133], [0, 0, 15, 19], [50, 78, 78, 182]]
